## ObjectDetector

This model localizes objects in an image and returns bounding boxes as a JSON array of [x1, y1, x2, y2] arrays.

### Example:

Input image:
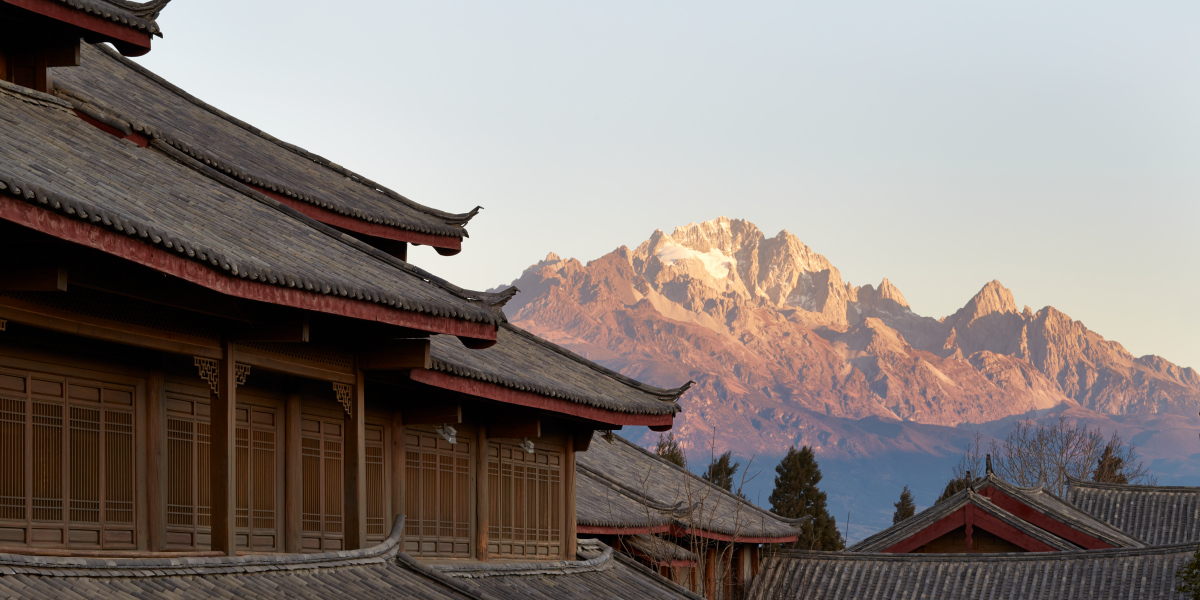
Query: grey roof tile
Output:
[[1067, 478, 1200, 545]]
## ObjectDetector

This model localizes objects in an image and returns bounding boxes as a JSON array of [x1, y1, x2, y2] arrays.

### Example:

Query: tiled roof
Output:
[[976, 474, 1144, 548], [429, 324, 687, 416], [748, 544, 1196, 600], [1067, 478, 1200, 545], [0, 78, 499, 327], [576, 467, 679, 530], [52, 44, 478, 241], [575, 433, 803, 540], [0, 518, 479, 600], [622, 534, 699, 565], [848, 487, 1078, 553], [46, 0, 166, 35], [434, 538, 702, 600]]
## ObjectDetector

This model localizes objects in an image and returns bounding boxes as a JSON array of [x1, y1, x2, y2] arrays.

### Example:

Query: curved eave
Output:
[[578, 523, 797, 544], [409, 368, 674, 427], [4, 0, 153, 55], [0, 195, 496, 343], [253, 185, 464, 253]]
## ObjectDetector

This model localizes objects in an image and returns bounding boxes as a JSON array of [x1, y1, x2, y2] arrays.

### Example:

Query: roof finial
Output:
[[986, 454, 993, 475], [966, 470, 974, 492]]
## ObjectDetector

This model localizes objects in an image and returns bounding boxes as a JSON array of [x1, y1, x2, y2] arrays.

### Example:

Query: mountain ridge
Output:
[[498, 216, 1200, 460]]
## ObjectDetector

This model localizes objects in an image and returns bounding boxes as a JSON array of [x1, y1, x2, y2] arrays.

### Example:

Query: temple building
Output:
[[745, 469, 1200, 599], [576, 432, 804, 599], [0, 0, 707, 598]]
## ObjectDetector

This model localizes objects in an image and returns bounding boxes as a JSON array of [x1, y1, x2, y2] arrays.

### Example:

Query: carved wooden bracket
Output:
[[193, 357, 251, 394], [333, 382, 353, 417]]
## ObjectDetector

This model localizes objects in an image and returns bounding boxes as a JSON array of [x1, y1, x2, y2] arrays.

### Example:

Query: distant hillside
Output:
[[497, 217, 1200, 469]]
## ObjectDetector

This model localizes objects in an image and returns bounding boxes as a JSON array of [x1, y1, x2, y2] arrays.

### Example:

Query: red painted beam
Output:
[[978, 487, 1114, 550], [251, 186, 463, 254], [669, 524, 798, 544], [0, 195, 496, 342], [580, 523, 797, 544], [2, 0, 152, 53], [883, 507, 965, 553], [410, 369, 675, 428], [577, 525, 672, 535]]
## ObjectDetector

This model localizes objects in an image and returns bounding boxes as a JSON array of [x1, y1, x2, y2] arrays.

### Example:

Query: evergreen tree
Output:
[[937, 475, 972, 502], [654, 433, 686, 468], [768, 446, 844, 550], [892, 485, 916, 524], [1093, 444, 1129, 484], [702, 451, 740, 492], [1177, 545, 1200, 599]]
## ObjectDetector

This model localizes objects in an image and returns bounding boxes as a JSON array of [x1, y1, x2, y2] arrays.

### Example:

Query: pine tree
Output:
[[654, 433, 686, 468], [768, 446, 844, 550], [1177, 545, 1200, 599], [702, 451, 740, 492], [892, 485, 916, 524], [1093, 444, 1129, 484], [937, 475, 972, 502]]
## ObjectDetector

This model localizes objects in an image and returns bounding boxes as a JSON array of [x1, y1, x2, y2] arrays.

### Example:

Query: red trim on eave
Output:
[[668, 524, 798, 544], [577, 525, 672, 535], [627, 549, 697, 568], [251, 186, 463, 253], [74, 110, 150, 148], [0, 196, 496, 341], [883, 503, 1059, 553], [978, 487, 1114, 550], [409, 369, 674, 427], [3, 0, 152, 51]]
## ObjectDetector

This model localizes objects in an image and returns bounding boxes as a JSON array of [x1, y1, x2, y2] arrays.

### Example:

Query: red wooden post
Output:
[[343, 370, 367, 549]]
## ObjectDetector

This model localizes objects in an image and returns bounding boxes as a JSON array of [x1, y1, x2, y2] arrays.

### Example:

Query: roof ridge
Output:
[[0, 79, 73, 111], [500, 324, 692, 400], [604, 433, 808, 526], [52, 82, 468, 239], [0, 516, 405, 577], [89, 43, 480, 226], [783, 541, 1200, 560], [976, 475, 1146, 547], [576, 463, 691, 514], [1066, 476, 1198, 492]]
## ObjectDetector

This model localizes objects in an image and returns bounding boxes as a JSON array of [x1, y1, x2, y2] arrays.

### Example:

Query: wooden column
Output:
[[210, 340, 237, 556], [145, 368, 165, 551], [704, 546, 717, 600], [564, 434, 577, 559], [750, 545, 761, 581], [475, 426, 489, 561], [343, 370, 367, 550], [390, 411, 404, 534], [284, 393, 302, 553]]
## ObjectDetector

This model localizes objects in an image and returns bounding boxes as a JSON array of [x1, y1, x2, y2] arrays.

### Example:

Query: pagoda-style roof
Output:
[[849, 472, 1145, 554], [0, 519, 478, 600], [52, 44, 478, 253], [41, 0, 167, 35], [747, 543, 1196, 600], [575, 433, 804, 542], [1067, 478, 1200, 546], [576, 467, 679, 533], [422, 324, 687, 425], [849, 487, 1078, 553], [0, 78, 498, 340], [975, 474, 1143, 548], [433, 538, 702, 600]]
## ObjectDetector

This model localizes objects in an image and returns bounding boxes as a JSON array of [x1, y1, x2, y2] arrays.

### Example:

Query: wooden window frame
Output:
[[300, 412, 345, 552], [0, 363, 143, 550], [486, 439, 564, 559], [402, 424, 475, 558]]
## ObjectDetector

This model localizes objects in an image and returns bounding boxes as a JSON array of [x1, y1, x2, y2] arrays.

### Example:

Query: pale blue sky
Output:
[[139, 1, 1199, 369]]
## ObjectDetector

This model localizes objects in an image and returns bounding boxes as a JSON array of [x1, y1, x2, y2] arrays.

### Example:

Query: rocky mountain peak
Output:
[[949, 280, 1019, 324]]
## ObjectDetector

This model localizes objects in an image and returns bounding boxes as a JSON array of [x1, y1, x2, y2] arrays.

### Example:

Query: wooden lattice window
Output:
[[487, 441, 562, 558], [301, 416, 343, 552], [365, 425, 387, 542], [0, 370, 137, 549], [165, 396, 279, 551], [403, 427, 472, 557]]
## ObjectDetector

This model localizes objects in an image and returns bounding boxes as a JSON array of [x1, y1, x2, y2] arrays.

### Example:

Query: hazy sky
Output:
[[137, 1, 1199, 369]]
